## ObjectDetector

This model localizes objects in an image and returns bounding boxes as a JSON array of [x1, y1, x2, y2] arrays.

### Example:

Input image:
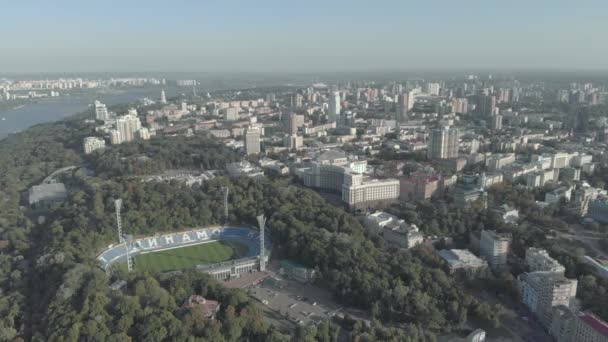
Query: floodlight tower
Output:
[[114, 199, 133, 272], [257, 214, 266, 272], [222, 186, 229, 225], [115, 199, 124, 243]]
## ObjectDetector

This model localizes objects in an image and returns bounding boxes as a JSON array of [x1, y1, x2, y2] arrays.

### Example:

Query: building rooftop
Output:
[[317, 149, 347, 162], [482, 230, 512, 241], [526, 248, 565, 273], [522, 271, 575, 286], [439, 249, 487, 269], [28, 183, 68, 205], [578, 312, 608, 337]]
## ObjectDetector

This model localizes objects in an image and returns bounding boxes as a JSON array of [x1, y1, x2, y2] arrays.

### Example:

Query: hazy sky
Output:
[[1, 0, 607, 72]]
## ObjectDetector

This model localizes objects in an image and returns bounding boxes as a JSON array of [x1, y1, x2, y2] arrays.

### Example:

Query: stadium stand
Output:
[[97, 226, 271, 271]]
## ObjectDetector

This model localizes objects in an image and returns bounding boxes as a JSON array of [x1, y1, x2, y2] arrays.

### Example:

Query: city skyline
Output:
[[2, 0, 608, 72]]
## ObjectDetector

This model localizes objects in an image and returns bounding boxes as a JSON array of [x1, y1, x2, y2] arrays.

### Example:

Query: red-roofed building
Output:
[[183, 295, 221, 319], [573, 311, 608, 342], [400, 172, 441, 201]]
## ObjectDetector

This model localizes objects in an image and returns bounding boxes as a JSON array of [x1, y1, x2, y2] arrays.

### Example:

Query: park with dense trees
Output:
[[1, 103, 607, 341]]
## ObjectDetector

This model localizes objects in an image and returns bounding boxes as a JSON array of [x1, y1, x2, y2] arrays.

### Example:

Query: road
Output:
[[555, 224, 607, 258]]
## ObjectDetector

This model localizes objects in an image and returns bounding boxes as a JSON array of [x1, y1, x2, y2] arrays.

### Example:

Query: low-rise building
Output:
[[476, 172, 504, 189], [400, 172, 440, 201], [226, 161, 264, 179], [451, 185, 486, 208], [572, 184, 606, 216], [492, 204, 519, 224], [526, 168, 559, 188], [438, 249, 488, 272], [551, 307, 608, 342], [383, 222, 424, 249], [560, 167, 581, 182], [572, 311, 608, 342], [365, 211, 401, 231], [545, 186, 573, 204], [486, 153, 515, 171], [28, 183, 68, 208]]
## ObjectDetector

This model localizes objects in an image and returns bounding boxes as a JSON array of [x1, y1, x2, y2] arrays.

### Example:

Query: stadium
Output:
[[97, 226, 271, 279]]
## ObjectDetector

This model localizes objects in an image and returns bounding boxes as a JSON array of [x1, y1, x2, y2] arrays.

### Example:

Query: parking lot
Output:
[[249, 274, 344, 326]]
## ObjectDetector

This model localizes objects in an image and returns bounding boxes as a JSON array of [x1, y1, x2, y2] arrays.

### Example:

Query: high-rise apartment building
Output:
[[497, 88, 511, 103], [475, 94, 496, 117], [245, 126, 261, 155], [285, 113, 299, 135], [518, 272, 578, 327], [492, 114, 503, 130], [396, 93, 409, 123], [136, 127, 151, 140], [452, 98, 468, 114], [428, 126, 459, 159], [83, 137, 106, 154], [425, 82, 441, 96], [160, 89, 167, 104], [94, 100, 110, 121], [110, 130, 122, 145], [284, 134, 303, 151], [328, 91, 341, 122], [115, 114, 142, 144], [223, 107, 239, 121], [480, 230, 512, 269], [293, 93, 303, 108]]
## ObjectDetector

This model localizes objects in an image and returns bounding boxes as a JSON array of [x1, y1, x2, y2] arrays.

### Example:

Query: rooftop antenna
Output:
[[257, 214, 266, 272], [115, 199, 133, 272]]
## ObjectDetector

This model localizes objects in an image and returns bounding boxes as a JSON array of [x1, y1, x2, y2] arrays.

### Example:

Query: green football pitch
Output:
[[134, 240, 247, 273]]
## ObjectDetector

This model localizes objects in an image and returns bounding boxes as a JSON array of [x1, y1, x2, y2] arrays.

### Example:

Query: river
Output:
[[0, 86, 180, 139]]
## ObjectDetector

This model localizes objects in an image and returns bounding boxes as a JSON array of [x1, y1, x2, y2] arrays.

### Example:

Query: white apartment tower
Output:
[[94, 100, 110, 121], [328, 91, 341, 122], [83, 137, 106, 154], [245, 126, 261, 155], [160, 89, 167, 104], [115, 114, 142, 144], [397, 93, 409, 123], [428, 126, 459, 159]]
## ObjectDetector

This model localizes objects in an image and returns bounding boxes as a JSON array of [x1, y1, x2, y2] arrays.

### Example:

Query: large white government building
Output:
[[296, 150, 399, 209], [342, 173, 400, 210]]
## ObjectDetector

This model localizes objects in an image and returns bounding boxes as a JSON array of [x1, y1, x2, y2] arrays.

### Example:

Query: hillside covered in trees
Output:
[[0, 114, 454, 341], [3, 107, 606, 341]]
